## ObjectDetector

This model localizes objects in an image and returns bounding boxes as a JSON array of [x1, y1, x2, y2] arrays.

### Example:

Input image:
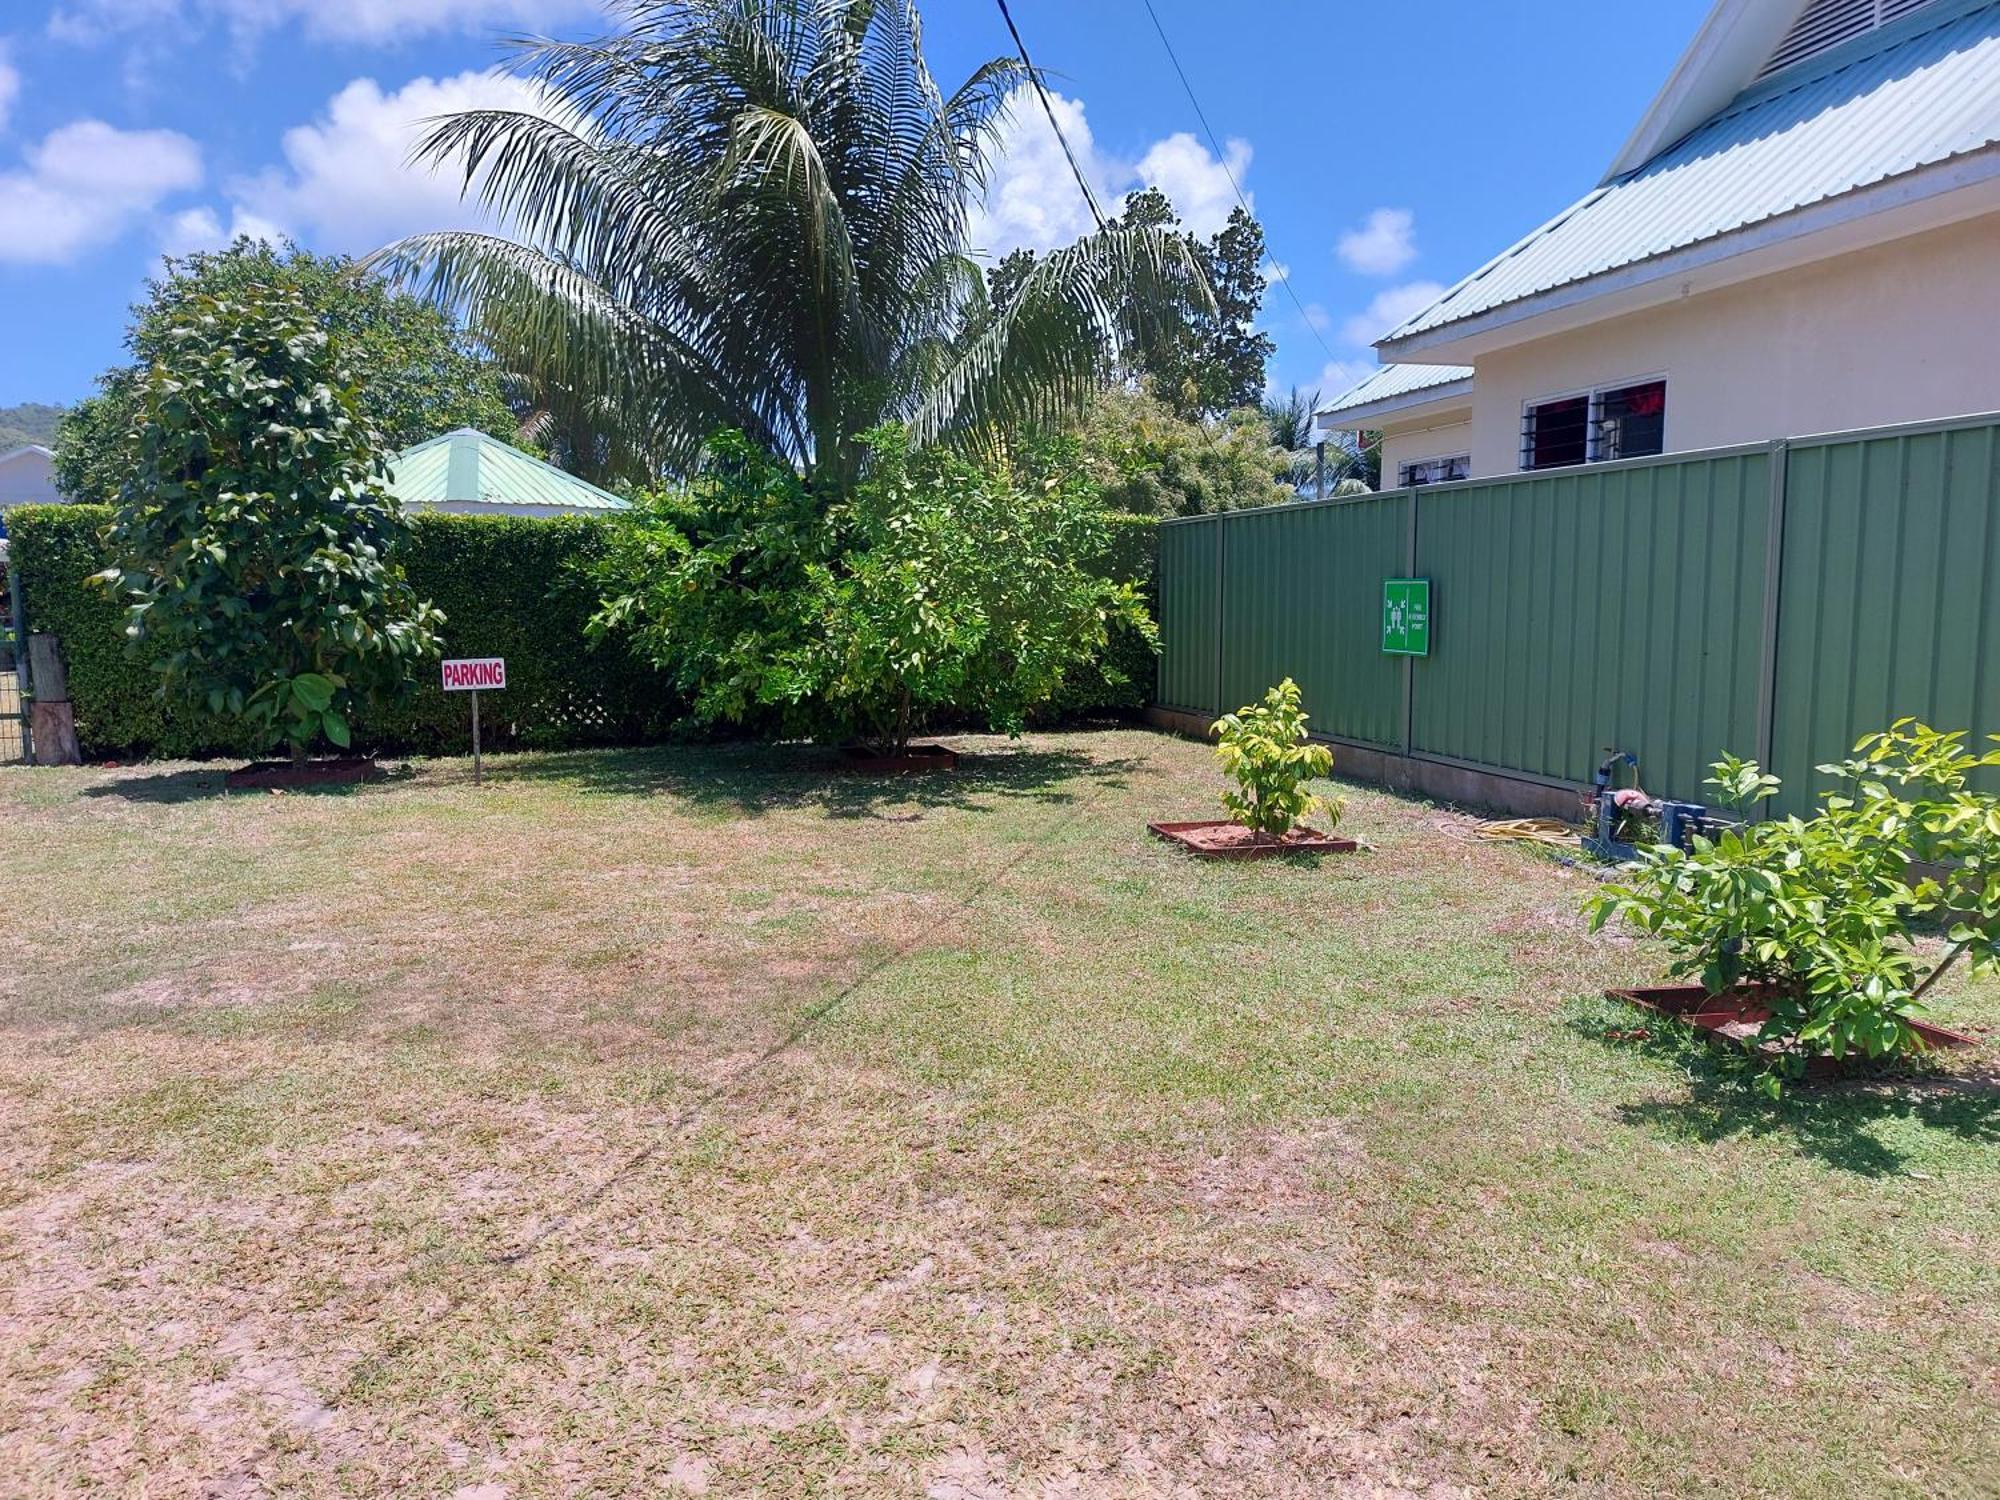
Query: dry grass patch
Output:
[[2, 731, 1995, 1497]]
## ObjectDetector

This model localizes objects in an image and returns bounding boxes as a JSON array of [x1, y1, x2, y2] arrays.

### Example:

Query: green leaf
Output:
[[322, 709, 351, 748], [291, 673, 336, 712]]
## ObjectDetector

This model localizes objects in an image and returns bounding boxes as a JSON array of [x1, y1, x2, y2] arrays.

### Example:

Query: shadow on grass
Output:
[[81, 768, 399, 804], [480, 740, 1144, 820], [1566, 1001, 2000, 1177]]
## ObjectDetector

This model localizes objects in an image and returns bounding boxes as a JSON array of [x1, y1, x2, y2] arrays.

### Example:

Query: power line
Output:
[[1136, 0, 1341, 370], [994, 0, 1108, 234]]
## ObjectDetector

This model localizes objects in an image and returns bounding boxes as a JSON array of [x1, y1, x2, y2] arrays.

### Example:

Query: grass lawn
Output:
[[2, 728, 1995, 1497]]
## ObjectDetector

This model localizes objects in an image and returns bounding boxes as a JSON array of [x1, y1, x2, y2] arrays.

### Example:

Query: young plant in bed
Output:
[[1589, 721, 2000, 1094], [1211, 678, 1342, 838]]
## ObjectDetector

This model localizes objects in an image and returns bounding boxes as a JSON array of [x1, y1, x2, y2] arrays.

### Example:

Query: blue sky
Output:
[[0, 0, 1710, 410]]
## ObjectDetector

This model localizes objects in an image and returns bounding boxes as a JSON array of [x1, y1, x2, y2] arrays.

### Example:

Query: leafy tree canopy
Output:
[[1072, 386, 1291, 517], [95, 283, 444, 759], [591, 426, 1153, 753], [55, 239, 518, 504], [372, 0, 1206, 489], [995, 188, 1275, 420]]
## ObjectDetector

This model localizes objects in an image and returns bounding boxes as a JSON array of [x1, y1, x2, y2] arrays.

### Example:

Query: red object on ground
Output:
[[1147, 820, 1358, 860], [838, 744, 959, 773], [1606, 984, 1977, 1078], [225, 758, 383, 790]]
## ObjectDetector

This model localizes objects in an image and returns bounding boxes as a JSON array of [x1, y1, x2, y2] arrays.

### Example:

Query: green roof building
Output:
[[386, 429, 630, 518]]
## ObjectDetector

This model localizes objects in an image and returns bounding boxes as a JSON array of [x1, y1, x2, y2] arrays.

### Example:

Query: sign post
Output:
[[441, 657, 507, 784], [1381, 579, 1432, 657]]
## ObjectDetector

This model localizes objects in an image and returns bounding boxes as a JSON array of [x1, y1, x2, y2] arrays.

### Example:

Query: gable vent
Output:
[[1757, 0, 1936, 79]]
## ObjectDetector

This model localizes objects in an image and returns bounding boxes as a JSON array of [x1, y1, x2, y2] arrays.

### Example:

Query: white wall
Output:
[[0, 447, 63, 509], [1462, 212, 2000, 476]]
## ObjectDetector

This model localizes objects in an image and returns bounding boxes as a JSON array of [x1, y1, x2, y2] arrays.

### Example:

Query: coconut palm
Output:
[[372, 0, 1205, 487]]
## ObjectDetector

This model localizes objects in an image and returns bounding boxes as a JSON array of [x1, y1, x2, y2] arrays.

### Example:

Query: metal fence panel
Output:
[[1154, 413, 1999, 814], [1410, 451, 1770, 797], [1214, 495, 1408, 745], [1156, 517, 1221, 714], [1770, 418, 2000, 814]]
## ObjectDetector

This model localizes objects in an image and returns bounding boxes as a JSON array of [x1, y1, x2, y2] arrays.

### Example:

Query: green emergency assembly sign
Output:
[[1382, 578, 1431, 656]]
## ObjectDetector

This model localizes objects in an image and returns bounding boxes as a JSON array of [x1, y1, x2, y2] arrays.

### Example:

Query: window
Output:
[[1523, 395, 1589, 470], [1521, 378, 1667, 471], [1594, 380, 1666, 462], [1398, 454, 1470, 487]]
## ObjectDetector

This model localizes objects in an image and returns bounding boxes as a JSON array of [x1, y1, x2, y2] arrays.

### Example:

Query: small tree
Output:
[[592, 427, 1154, 755], [1589, 721, 2000, 1093], [96, 285, 443, 761], [1211, 679, 1340, 836], [56, 239, 520, 505]]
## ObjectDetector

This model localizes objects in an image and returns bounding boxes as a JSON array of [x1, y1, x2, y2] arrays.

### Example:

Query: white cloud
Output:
[[228, 70, 556, 255], [970, 88, 1111, 257], [158, 202, 288, 256], [971, 85, 1253, 258], [1131, 130, 1249, 239], [0, 42, 20, 133], [1336, 207, 1417, 277], [159, 203, 223, 254], [1339, 281, 1444, 348], [49, 0, 599, 47], [0, 117, 202, 263]]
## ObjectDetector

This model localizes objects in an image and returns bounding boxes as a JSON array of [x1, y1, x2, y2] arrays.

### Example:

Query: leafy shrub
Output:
[[92, 284, 443, 758], [11, 505, 683, 759], [592, 428, 1157, 755], [1075, 387, 1292, 516], [1039, 510, 1160, 720], [1211, 678, 1339, 836], [1590, 721, 2000, 1092]]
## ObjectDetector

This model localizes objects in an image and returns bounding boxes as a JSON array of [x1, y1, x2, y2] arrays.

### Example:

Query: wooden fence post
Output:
[[27, 634, 81, 766]]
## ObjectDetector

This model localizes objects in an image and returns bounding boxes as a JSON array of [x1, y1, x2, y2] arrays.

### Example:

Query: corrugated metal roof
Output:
[[386, 428, 629, 513], [1387, 0, 2000, 343], [1318, 363, 1475, 418]]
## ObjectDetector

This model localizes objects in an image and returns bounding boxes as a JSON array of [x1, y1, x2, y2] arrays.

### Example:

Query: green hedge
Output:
[[10, 505, 683, 759], [11, 505, 1160, 757], [1041, 510, 1159, 719]]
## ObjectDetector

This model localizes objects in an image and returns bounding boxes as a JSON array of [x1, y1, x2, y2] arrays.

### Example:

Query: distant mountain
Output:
[[0, 402, 66, 451]]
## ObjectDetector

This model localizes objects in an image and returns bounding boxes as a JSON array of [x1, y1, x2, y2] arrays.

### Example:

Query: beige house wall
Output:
[[1460, 211, 2000, 476], [0, 447, 63, 510], [1378, 417, 1474, 488]]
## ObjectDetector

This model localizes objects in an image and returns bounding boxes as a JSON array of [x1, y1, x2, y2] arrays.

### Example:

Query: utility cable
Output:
[[995, 0, 1109, 233], [1136, 0, 1342, 369]]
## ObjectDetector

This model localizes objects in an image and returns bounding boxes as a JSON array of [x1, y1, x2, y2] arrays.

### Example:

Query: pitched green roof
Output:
[[386, 429, 630, 513]]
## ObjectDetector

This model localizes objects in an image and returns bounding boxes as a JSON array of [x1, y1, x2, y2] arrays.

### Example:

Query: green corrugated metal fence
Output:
[[1770, 418, 2000, 811], [1156, 412, 2000, 816]]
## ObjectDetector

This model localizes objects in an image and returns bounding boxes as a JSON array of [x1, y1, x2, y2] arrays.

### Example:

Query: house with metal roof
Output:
[[386, 428, 630, 518], [1319, 0, 2000, 485]]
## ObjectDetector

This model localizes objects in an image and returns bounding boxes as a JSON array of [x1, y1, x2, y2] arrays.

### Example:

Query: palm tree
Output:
[[1263, 384, 1321, 491], [372, 0, 1205, 487]]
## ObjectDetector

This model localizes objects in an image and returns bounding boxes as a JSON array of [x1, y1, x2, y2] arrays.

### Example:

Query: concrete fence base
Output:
[[1143, 705, 1588, 824]]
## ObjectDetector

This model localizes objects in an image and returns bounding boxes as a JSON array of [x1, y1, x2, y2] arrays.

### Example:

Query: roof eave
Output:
[[1315, 381, 1474, 434], [1606, 0, 1808, 181], [1377, 152, 2000, 363]]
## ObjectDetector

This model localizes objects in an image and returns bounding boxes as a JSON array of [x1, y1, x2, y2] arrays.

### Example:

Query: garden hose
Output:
[[1472, 817, 1577, 846]]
